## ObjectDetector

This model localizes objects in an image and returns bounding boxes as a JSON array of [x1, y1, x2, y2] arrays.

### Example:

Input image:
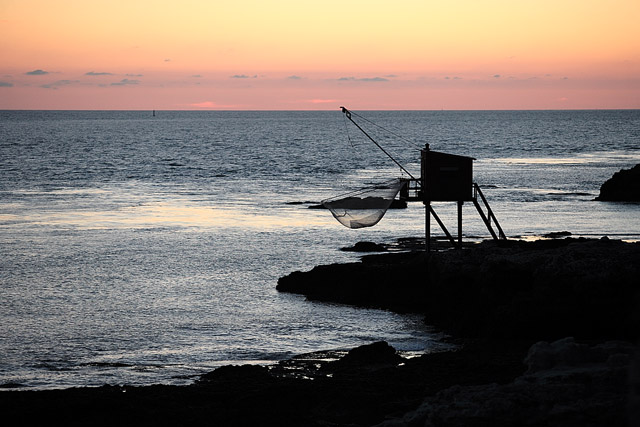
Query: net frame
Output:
[[321, 179, 405, 229]]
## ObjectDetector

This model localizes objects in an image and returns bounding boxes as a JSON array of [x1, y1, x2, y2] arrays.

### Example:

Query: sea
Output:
[[1, 110, 639, 390]]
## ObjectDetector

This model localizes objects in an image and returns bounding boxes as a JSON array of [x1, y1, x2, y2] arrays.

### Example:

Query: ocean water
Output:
[[1, 110, 639, 390]]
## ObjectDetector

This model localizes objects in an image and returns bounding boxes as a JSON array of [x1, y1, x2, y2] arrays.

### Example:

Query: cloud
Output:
[[230, 74, 257, 79], [85, 71, 113, 76], [189, 101, 218, 108], [493, 74, 501, 78], [110, 78, 140, 86], [40, 80, 79, 89], [338, 76, 389, 82], [308, 99, 336, 104], [287, 75, 302, 80], [25, 69, 49, 75], [360, 77, 389, 82], [186, 101, 236, 109], [0, 81, 13, 87], [164, 59, 171, 62], [126, 73, 143, 77], [191, 74, 202, 78]]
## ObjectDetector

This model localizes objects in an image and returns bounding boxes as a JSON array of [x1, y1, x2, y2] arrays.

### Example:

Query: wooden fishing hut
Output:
[[401, 144, 506, 252], [338, 107, 506, 252]]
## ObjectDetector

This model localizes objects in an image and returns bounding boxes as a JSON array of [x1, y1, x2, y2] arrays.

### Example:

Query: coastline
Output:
[[2, 237, 639, 426]]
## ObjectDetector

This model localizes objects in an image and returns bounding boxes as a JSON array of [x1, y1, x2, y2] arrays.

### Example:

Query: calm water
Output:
[[1, 110, 639, 390]]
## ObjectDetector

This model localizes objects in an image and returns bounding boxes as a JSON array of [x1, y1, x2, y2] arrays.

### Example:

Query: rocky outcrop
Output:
[[378, 338, 635, 427], [277, 238, 640, 341], [329, 341, 403, 369], [596, 163, 640, 201], [341, 241, 387, 252]]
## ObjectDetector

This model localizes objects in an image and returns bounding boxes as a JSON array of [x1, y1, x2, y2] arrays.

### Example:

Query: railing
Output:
[[472, 183, 507, 240]]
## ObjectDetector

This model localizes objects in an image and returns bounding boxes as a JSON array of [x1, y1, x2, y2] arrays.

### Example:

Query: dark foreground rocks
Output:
[[596, 163, 640, 201], [3, 238, 639, 426], [2, 338, 636, 427], [0, 341, 527, 427], [379, 338, 636, 427], [276, 237, 640, 425]]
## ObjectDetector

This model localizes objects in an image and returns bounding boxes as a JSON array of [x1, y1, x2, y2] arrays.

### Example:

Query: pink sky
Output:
[[1, 0, 639, 110]]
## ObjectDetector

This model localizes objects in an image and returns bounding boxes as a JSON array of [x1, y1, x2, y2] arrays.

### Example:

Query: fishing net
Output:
[[322, 179, 405, 229]]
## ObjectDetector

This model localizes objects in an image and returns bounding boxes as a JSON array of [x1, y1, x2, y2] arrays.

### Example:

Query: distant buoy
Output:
[[152, 110, 156, 117]]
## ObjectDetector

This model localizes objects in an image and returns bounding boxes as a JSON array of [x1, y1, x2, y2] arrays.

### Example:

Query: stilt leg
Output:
[[425, 201, 430, 254], [457, 201, 463, 249]]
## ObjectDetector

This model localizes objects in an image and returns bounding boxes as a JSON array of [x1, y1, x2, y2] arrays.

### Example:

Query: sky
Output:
[[1, 0, 639, 110]]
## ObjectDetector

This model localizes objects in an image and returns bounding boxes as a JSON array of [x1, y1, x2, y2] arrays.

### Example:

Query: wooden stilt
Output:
[[429, 205, 456, 246], [457, 201, 463, 249], [425, 201, 430, 254]]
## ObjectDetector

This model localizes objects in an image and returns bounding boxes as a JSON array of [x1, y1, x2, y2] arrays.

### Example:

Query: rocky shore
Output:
[[278, 237, 640, 341], [277, 236, 640, 425], [2, 237, 639, 426]]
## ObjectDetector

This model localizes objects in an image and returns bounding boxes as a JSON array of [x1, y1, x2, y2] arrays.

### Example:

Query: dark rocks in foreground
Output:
[[277, 238, 640, 342], [0, 340, 529, 427], [596, 163, 640, 201], [3, 338, 635, 427], [275, 239, 640, 425], [380, 337, 636, 427], [4, 238, 639, 426]]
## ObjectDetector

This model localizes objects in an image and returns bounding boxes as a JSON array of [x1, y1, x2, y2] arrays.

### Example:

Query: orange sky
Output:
[[1, 0, 639, 109]]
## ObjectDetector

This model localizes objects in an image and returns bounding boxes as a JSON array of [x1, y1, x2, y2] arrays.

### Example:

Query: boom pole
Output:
[[340, 107, 416, 180]]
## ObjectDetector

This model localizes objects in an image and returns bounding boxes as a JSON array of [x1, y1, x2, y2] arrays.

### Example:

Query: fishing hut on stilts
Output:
[[322, 107, 506, 252]]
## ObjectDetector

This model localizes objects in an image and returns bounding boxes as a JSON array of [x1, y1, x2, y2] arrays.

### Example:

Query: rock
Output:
[[341, 241, 387, 252], [523, 337, 632, 374], [278, 238, 640, 341], [542, 231, 572, 238], [630, 344, 640, 426], [378, 338, 635, 427], [197, 364, 272, 385], [332, 341, 403, 367], [596, 164, 640, 201]]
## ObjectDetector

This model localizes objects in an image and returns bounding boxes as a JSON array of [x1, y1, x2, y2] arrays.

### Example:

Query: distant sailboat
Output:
[[152, 110, 156, 117]]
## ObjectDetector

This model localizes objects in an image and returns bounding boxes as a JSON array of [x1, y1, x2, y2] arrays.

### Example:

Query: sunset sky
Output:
[[1, 0, 639, 110]]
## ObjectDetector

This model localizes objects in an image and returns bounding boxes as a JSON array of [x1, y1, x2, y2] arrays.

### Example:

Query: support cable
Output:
[[348, 109, 424, 151], [341, 107, 416, 180]]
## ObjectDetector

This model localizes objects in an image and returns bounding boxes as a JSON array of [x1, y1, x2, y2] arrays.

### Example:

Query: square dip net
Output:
[[321, 179, 405, 229]]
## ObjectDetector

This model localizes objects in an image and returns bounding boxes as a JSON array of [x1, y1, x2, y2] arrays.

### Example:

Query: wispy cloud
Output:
[[126, 73, 143, 77], [287, 75, 302, 80], [41, 80, 79, 89], [186, 101, 236, 109], [493, 74, 501, 78], [308, 99, 336, 104], [230, 74, 257, 79], [338, 76, 389, 82], [189, 101, 218, 108], [25, 69, 49, 75], [110, 79, 140, 86], [191, 74, 203, 78], [0, 81, 13, 87], [85, 71, 113, 76]]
